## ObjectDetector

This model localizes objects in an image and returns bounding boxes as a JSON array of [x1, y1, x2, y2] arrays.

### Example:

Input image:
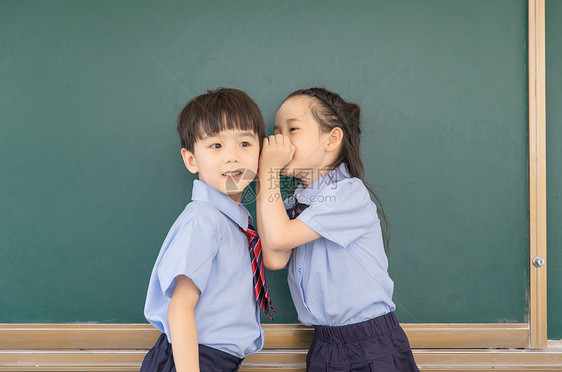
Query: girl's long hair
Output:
[[285, 87, 391, 254]]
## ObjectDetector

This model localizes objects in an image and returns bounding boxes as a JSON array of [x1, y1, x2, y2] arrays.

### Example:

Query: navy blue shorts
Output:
[[140, 333, 244, 372], [307, 312, 419, 372]]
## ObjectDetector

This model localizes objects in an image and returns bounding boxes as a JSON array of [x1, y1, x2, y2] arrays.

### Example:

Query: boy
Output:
[[141, 88, 267, 372]]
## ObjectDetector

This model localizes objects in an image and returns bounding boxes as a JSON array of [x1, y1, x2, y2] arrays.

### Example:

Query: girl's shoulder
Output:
[[295, 177, 378, 248], [300, 177, 374, 216], [318, 176, 369, 200]]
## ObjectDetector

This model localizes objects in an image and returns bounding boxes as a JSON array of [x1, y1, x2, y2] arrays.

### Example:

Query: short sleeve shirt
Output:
[[286, 163, 396, 326], [144, 180, 264, 358]]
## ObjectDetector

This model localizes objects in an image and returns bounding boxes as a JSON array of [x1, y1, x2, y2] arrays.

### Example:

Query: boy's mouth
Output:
[[223, 170, 242, 177]]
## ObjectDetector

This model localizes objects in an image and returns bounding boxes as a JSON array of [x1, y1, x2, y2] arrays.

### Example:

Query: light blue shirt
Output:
[[144, 180, 264, 358], [285, 163, 396, 326]]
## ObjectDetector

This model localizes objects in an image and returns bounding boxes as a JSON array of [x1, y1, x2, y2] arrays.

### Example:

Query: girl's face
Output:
[[274, 96, 332, 186]]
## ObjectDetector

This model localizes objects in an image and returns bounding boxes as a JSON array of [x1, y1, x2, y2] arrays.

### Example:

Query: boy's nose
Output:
[[224, 146, 240, 163]]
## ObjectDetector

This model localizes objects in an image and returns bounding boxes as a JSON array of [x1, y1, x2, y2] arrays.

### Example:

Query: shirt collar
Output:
[[293, 163, 350, 204], [191, 180, 251, 230]]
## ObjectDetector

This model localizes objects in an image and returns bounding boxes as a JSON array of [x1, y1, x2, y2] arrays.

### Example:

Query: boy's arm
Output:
[[168, 275, 200, 372], [257, 135, 321, 270]]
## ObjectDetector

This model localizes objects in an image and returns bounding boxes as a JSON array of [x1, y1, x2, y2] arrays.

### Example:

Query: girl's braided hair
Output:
[[285, 87, 390, 253]]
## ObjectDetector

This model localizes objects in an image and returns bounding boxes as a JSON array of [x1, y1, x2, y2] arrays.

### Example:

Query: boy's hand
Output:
[[260, 134, 295, 174]]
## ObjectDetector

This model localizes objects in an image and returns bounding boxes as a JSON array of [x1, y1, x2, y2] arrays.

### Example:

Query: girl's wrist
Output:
[[259, 167, 281, 182]]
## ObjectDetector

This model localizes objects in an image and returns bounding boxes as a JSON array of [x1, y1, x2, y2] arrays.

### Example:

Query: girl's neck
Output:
[[300, 166, 335, 188]]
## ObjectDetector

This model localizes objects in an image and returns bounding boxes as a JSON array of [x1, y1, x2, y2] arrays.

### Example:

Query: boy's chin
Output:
[[223, 170, 256, 191], [241, 168, 257, 180], [223, 183, 249, 196]]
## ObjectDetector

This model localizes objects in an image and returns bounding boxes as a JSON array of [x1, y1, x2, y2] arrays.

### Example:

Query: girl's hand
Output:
[[260, 134, 295, 173]]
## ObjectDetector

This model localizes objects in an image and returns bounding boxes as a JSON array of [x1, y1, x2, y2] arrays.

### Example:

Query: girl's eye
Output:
[[240, 142, 250, 147], [289, 127, 298, 132], [210, 143, 221, 149]]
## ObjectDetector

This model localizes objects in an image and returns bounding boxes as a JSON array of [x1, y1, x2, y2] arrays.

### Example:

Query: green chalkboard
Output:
[[546, 0, 562, 340], [0, 0, 529, 325]]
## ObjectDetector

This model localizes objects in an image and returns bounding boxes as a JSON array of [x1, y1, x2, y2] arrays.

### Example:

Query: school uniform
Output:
[[142, 180, 264, 372], [285, 163, 419, 372]]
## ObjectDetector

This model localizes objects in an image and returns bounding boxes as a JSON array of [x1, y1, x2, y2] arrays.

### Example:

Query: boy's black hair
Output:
[[177, 88, 266, 152]]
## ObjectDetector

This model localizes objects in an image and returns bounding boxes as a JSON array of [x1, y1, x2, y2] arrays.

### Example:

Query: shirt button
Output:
[[298, 268, 302, 274]]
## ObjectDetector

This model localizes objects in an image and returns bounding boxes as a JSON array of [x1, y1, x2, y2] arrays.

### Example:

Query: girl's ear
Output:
[[325, 127, 344, 152], [181, 148, 198, 174]]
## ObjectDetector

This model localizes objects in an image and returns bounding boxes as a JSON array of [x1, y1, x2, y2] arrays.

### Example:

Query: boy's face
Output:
[[181, 129, 260, 204]]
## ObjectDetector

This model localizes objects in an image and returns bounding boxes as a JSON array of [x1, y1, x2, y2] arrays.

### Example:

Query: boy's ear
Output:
[[325, 127, 344, 152], [181, 148, 198, 174]]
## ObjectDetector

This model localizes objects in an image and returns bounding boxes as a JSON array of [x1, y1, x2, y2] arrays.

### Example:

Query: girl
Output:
[[257, 88, 419, 371]]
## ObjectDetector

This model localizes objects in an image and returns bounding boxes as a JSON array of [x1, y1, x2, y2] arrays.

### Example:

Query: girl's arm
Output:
[[168, 275, 200, 372], [256, 177, 293, 269], [257, 135, 321, 270]]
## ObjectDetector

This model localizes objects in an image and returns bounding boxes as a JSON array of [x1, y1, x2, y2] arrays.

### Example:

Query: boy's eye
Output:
[[240, 141, 250, 147], [289, 127, 298, 132], [210, 143, 221, 149]]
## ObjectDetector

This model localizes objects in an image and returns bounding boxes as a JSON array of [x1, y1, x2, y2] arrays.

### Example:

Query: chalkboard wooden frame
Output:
[[528, 0, 548, 350], [0, 325, 560, 370], [0, 0, 550, 355], [0, 323, 529, 349]]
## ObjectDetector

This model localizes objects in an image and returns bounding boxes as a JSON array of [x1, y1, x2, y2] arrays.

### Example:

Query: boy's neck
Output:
[[196, 178, 243, 205], [228, 193, 242, 205]]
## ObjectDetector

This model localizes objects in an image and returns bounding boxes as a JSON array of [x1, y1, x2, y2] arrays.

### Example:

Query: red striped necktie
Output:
[[240, 219, 274, 319]]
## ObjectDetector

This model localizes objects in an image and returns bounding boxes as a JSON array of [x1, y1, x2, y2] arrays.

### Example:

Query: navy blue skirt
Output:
[[140, 333, 244, 372], [307, 312, 419, 372]]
